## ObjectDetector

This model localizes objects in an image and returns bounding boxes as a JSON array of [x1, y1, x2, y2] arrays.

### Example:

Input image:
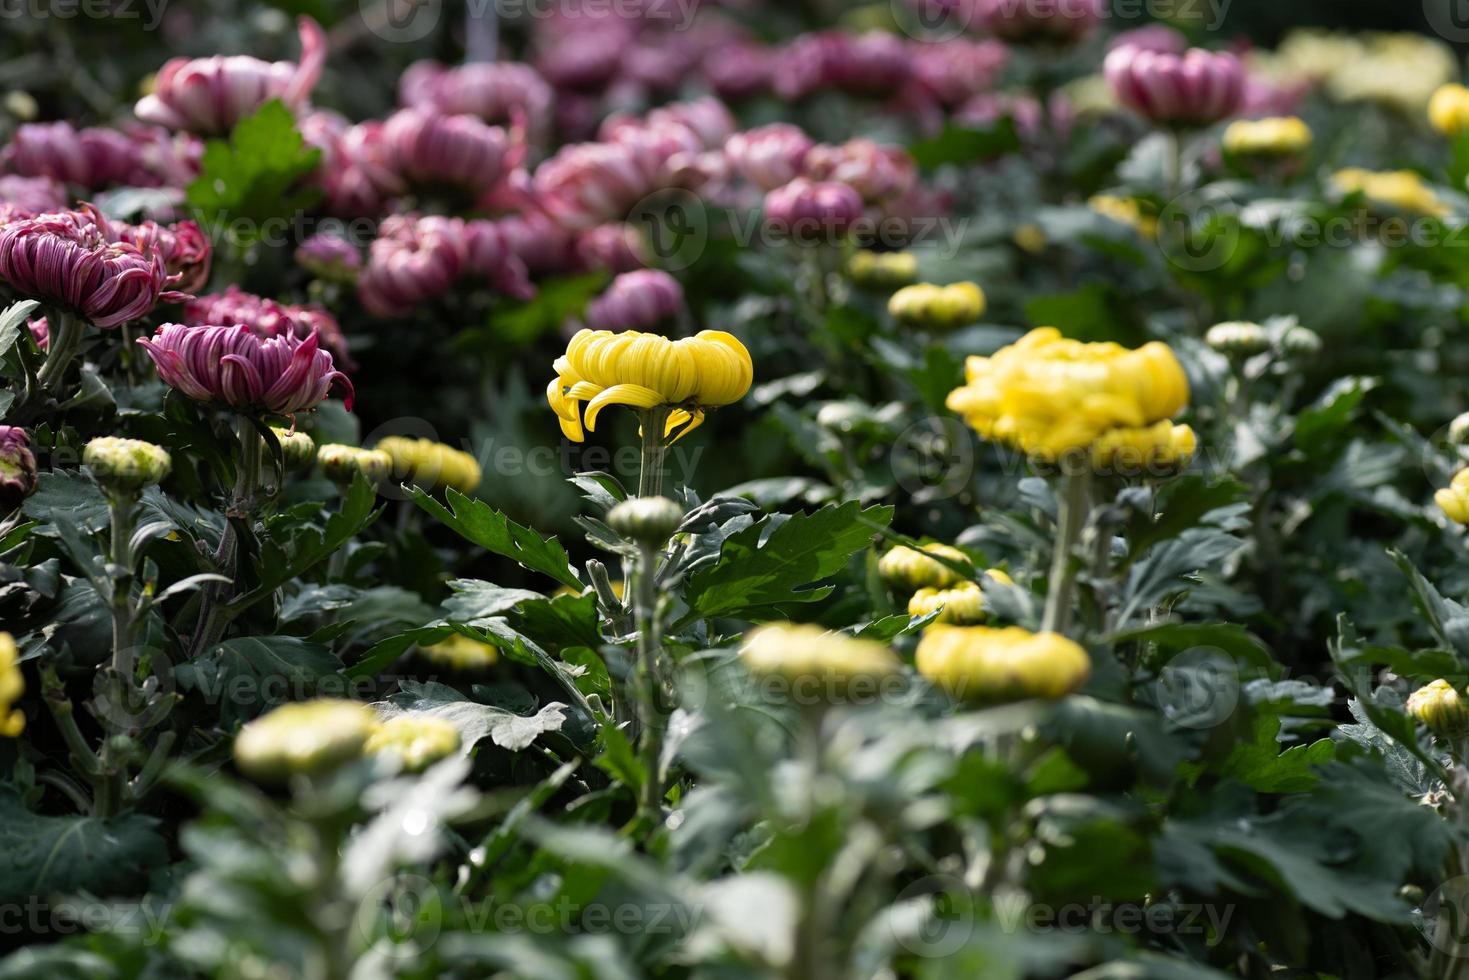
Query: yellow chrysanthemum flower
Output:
[[1332, 168, 1450, 219], [0, 633, 24, 737], [878, 543, 972, 592], [1322, 32, 1456, 114], [1430, 84, 1469, 137], [1088, 195, 1157, 239], [365, 715, 461, 772], [547, 328, 753, 444], [1436, 468, 1469, 524], [847, 250, 917, 289], [908, 570, 1012, 625], [946, 327, 1190, 462], [419, 633, 500, 671], [887, 282, 986, 331], [740, 622, 902, 698], [915, 624, 1090, 702], [1222, 116, 1312, 158], [1275, 29, 1366, 83], [375, 437, 481, 494], [1407, 679, 1469, 736], [317, 444, 393, 484], [233, 699, 378, 782], [1090, 421, 1197, 478], [83, 437, 171, 495]]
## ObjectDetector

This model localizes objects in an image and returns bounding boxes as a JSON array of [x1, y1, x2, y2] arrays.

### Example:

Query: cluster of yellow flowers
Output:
[[233, 698, 462, 781], [418, 632, 500, 670], [740, 622, 901, 697], [1331, 168, 1450, 219], [547, 328, 754, 444], [1407, 679, 1469, 736], [376, 436, 482, 494], [946, 327, 1192, 466], [915, 625, 1091, 702], [887, 282, 986, 331], [1436, 469, 1469, 525], [0, 633, 24, 737], [1221, 116, 1313, 159]]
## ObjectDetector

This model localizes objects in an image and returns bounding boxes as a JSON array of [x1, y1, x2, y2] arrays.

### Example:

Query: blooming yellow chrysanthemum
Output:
[[908, 569, 1012, 625], [1430, 84, 1469, 137], [878, 543, 972, 592], [1331, 168, 1450, 219], [0, 633, 24, 737], [419, 633, 499, 670], [376, 436, 481, 494], [915, 624, 1090, 702], [1222, 117, 1312, 158], [1436, 469, 1469, 524], [365, 714, 461, 772], [547, 328, 753, 443], [1090, 421, 1197, 477], [233, 699, 378, 782], [946, 327, 1190, 462], [740, 622, 901, 698]]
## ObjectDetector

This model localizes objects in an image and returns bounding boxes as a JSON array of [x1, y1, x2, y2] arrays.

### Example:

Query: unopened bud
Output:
[[607, 495, 685, 545], [83, 437, 171, 496]]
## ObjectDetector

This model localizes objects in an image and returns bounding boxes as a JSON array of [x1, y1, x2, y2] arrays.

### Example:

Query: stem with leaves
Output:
[[1041, 464, 1092, 636], [191, 416, 263, 658]]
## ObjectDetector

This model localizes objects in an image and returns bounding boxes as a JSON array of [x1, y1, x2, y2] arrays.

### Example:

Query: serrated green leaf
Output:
[[0, 787, 167, 902], [409, 485, 582, 590]]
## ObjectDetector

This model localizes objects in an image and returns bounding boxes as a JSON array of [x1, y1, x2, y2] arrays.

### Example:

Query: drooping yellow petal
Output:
[[584, 383, 666, 432], [667, 408, 706, 444]]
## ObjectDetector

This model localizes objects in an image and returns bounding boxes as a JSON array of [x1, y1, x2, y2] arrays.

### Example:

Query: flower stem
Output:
[[34, 310, 84, 397], [638, 408, 669, 499], [190, 416, 263, 658], [1162, 128, 1183, 198], [1041, 465, 1092, 636], [632, 539, 666, 830], [107, 494, 135, 685]]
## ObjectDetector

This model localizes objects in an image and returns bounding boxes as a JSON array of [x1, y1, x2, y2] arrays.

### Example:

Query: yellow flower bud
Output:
[[1205, 321, 1270, 356], [233, 699, 378, 782], [1430, 83, 1469, 136], [0, 633, 24, 737], [1222, 116, 1312, 159], [375, 437, 481, 494], [419, 633, 499, 671], [915, 625, 1090, 702], [1331, 168, 1449, 218], [907, 570, 1011, 625], [946, 327, 1190, 462], [1407, 679, 1469, 736], [887, 282, 986, 331], [741, 623, 902, 700], [878, 543, 971, 592], [1436, 469, 1469, 524], [547, 328, 753, 444], [847, 250, 918, 289], [365, 715, 461, 772], [317, 444, 392, 485], [270, 426, 318, 471], [1012, 224, 1047, 255], [83, 437, 171, 495], [1090, 422, 1197, 478]]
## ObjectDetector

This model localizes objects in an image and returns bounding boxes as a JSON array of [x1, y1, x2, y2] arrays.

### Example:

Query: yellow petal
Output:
[[584, 384, 665, 431]]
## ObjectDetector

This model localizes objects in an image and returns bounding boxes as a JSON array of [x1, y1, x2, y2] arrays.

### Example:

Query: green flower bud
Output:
[[1407, 679, 1469, 736], [1280, 324, 1322, 357], [83, 437, 171, 496], [606, 495, 684, 545], [1449, 412, 1469, 446], [317, 444, 392, 485], [1204, 321, 1269, 356], [233, 698, 378, 783], [270, 427, 318, 471]]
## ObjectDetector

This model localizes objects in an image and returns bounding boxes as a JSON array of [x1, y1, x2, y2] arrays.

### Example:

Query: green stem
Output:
[[638, 408, 669, 499], [190, 416, 263, 658], [1162, 128, 1183, 198], [35, 310, 84, 396], [633, 540, 666, 830], [106, 495, 135, 685], [1041, 466, 1092, 636]]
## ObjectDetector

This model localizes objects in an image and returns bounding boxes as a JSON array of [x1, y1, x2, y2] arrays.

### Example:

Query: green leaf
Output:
[[0, 299, 39, 362], [0, 787, 167, 902], [1215, 715, 1334, 793], [180, 635, 345, 727], [1111, 621, 1275, 672], [1389, 548, 1469, 659], [1024, 283, 1146, 346], [1293, 376, 1377, 450], [408, 486, 582, 590], [908, 120, 1020, 169], [185, 99, 321, 241], [385, 679, 568, 752], [685, 501, 894, 618]]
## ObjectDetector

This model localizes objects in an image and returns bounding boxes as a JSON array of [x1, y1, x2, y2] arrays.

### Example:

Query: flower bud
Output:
[[847, 250, 917, 290], [1430, 83, 1469, 137], [375, 437, 481, 495], [908, 569, 1012, 625], [418, 633, 499, 671], [317, 444, 392, 485], [1279, 324, 1322, 357], [1448, 412, 1469, 446], [887, 282, 985, 330], [607, 495, 685, 545], [83, 437, 171, 496], [878, 543, 970, 592], [916, 625, 1090, 702], [233, 698, 377, 783], [364, 714, 461, 772], [0, 633, 25, 737], [270, 427, 317, 471], [0, 426, 38, 512], [1205, 320, 1269, 356], [740, 622, 901, 700], [1406, 679, 1469, 736], [295, 232, 362, 283], [1222, 116, 1312, 161], [1437, 469, 1469, 524]]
